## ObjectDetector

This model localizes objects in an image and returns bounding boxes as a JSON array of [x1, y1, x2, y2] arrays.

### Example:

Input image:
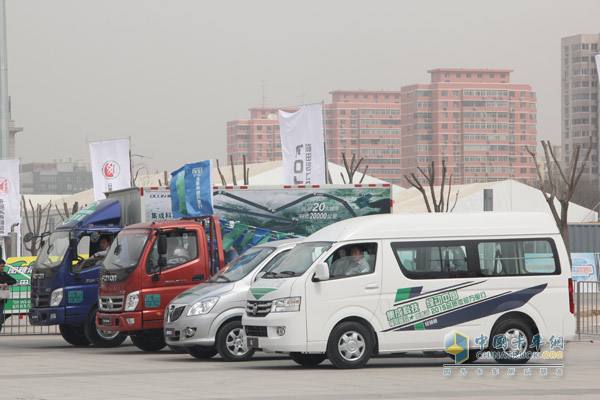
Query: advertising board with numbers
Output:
[[2, 257, 37, 314]]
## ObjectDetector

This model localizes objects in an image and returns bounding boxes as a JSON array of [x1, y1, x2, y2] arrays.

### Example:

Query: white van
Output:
[[242, 212, 576, 369]]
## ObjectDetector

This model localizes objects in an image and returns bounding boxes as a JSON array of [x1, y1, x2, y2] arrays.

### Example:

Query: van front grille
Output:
[[246, 300, 272, 317]]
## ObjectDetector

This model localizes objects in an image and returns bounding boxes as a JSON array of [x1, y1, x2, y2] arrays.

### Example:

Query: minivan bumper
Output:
[[164, 313, 216, 347], [243, 312, 307, 353]]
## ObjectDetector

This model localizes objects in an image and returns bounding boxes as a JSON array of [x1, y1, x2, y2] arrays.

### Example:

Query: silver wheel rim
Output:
[[226, 328, 249, 356], [502, 328, 528, 359], [338, 331, 366, 362], [96, 326, 120, 340]]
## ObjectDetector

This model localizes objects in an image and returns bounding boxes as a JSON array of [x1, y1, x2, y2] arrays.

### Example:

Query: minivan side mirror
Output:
[[312, 262, 330, 282]]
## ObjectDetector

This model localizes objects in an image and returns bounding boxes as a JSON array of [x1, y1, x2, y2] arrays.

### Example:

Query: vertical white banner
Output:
[[0, 159, 20, 236], [89, 139, 132, 200], [278, 103, 326, 185]]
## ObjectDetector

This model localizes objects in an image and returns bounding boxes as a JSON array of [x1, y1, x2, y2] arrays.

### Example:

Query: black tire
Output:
[[216, 320, 255, 361], [131, 330, 166, 352], [59, 324, 90, 346], [289, 352, 327, 367], [490, 317, 534, 364], [84, 307, 127, 348], [326, 321, 373, 369], [188, 345, 218, 359]]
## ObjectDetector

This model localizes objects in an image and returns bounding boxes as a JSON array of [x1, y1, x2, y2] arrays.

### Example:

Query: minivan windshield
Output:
[[36, 231, 70, 269], [208, 247, 275, 283], [263, 241, 331, 278], [103, 229, 150, 272]]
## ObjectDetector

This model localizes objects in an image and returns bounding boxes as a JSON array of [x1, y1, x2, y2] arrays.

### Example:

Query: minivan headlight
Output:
[[187, 297, 219, 316], [124, 291, 140, 311], [271, 297, 301, 312], [49, 288, 64, 306]]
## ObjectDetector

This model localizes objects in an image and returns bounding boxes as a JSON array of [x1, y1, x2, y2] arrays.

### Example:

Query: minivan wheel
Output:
[[188, 345, 218, 359], [490, 318, 534, 364], [326, 321, 373, 369], [216, 320, 255, 361], [289, 353, 327, 367]]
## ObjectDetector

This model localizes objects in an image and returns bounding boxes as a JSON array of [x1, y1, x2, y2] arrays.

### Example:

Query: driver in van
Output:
[[331, 246, 371, 277]]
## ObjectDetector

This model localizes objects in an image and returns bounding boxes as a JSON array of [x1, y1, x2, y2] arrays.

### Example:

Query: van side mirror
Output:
[[157, 235, 167, 255], [312, 262, 330, 282]]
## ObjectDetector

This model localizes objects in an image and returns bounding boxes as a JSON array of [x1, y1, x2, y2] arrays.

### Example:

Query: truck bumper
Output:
[[29, 307, 66, 326], [96, 311, 144, 333]]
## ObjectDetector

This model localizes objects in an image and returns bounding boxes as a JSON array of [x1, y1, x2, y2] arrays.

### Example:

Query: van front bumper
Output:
[[96, 311, 143, 333], [242, 312, 308, 353], [164, 313, 216, 348]]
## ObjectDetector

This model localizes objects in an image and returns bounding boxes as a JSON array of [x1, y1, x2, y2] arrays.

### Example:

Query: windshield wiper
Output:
[[262, 271, 279, 278], [278, 270, 298, 277], [212, 275, 231, 282]]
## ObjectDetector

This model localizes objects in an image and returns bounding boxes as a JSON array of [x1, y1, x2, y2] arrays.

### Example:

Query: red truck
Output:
[[96, 217, 224, 351]]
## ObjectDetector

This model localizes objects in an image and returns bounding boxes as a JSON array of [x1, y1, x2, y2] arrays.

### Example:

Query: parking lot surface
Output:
[[1, 336, 599, 400]]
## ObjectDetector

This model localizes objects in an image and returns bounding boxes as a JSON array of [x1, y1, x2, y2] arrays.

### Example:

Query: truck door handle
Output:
[[364, 284, 379, 290]]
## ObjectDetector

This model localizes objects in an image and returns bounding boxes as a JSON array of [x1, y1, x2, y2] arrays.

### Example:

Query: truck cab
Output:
[[97, 217, 224, 351], [29, 199, 127, 347]]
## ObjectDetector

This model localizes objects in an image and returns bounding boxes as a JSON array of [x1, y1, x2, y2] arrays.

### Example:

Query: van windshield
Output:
[[209, 247, 274, 283], [263, 241, 331, 278]]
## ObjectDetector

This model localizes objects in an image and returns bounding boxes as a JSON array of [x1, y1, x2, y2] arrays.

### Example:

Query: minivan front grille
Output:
[[99, 296, 124, 312], [167, 305, 186, 322], [246, 300, 272, 317], [245, 325, 268, 337]]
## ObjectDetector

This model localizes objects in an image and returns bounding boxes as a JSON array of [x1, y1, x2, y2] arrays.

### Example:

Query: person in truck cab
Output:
[[93, 236, 112, 258]]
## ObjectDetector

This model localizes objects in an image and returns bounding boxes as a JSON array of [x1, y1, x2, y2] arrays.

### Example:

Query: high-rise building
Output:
[[20, 159, 92, 194], [226, 90, 403, 184], [561, 34, 599, 181], [400, 68, 538, 186]]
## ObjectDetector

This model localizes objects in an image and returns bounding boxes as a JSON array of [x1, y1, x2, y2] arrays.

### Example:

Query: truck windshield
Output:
[[263, 241, 331, 278], [36, 231, 70, 269], [208, 247, 274, 283], [103, 229, 149, 272]]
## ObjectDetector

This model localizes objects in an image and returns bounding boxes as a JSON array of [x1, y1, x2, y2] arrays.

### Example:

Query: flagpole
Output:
[[128, 136, 134, 187], [321, 100, 329, 184]]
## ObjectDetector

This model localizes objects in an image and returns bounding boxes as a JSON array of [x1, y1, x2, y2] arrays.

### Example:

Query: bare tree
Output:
[[403, 159, 459, 213], [21, 197, 52, 256], [526, 138, 593, 252], [339, 152, 369, 184], [54, 201, 80, 222]]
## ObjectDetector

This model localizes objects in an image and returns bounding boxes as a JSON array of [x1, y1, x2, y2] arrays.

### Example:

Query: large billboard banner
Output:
[[213, 185, 391, 236]]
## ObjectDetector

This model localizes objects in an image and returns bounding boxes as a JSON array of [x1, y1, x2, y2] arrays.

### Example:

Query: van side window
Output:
[[146, 231, 198, 274], [325, 243, 377, 279], [391, 243, 470, 279], [477, 239, 558, 276]]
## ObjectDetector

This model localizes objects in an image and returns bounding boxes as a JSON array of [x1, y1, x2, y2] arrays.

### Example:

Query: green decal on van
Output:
[[250, 288, 277, 300], [68, 290, 83, 304], [144, 294, 161, 308]]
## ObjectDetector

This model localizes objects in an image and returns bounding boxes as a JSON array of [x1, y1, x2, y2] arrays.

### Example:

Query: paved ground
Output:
[[0, 336, 599, 400]]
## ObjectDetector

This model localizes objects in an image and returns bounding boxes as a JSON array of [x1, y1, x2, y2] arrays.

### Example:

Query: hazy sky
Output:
[[6, 0, 600, 172]]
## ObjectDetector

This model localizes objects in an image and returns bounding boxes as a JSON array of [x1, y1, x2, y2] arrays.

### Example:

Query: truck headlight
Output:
[[124, 291, 140, 311], [271, 297, 301, 313], [187, 297, 219, 316], [49, 288, 64, 307]]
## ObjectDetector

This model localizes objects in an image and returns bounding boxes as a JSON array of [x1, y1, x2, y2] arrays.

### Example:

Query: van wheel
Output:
[[216, 320, 255, 361], [289, 353, 327, 367], [326, 321, 373, 369], [84, 307, 127, 348], [188, 346, 218, 359], [59, 324, 90, 346], [131, 330, 166, 352], [490, 318, 534, 364]]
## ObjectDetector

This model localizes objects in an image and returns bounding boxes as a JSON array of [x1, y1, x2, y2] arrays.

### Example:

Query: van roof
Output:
[[306, 212, 559, 242]]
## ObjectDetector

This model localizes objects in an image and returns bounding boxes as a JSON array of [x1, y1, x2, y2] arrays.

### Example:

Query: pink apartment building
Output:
[[400, 68, 538, 186]]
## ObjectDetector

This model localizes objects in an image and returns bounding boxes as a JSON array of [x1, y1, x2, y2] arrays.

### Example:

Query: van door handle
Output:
[[364, 284, 379, 290]]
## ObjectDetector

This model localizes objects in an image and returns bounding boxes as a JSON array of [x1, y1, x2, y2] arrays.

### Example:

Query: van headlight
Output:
[[187, 297, 219, 316], [271, 297, 301, 312], [49, 288, 64, 306], [124, 291, 140, 311]]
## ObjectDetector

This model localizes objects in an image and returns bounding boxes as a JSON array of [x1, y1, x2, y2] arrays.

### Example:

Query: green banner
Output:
[[2, 257, 36, 315]]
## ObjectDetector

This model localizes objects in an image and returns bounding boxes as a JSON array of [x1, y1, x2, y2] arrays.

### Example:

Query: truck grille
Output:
[[245, 326, 268, 337], [31, 294, 50, 308], [167, 305, 186, 322], [245, 300, 272, 317], [99, 296, 124, 312]]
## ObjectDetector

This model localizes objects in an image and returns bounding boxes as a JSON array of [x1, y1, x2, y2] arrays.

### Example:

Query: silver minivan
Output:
[[164, 238, 301, 361]]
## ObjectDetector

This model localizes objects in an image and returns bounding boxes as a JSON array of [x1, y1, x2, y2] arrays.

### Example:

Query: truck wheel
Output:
[[131, 330, 166, 352], [216, 320, 255, 361], [326, 321, 373, 369], [84, 308, 127, 348], [490, 318, 534, 364], [188, 346, 218, 359], [59, 324, 90, 346], [289, 353, 327, 367]]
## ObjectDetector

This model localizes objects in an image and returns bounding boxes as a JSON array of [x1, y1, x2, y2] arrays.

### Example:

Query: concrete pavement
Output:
[[0, 335, 598, 400]]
